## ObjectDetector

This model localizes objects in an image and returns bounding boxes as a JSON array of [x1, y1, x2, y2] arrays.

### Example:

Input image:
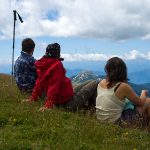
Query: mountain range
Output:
[[1, 59, 150, 84], [64, 59, 150, 84], [71, 70, 150, 95]]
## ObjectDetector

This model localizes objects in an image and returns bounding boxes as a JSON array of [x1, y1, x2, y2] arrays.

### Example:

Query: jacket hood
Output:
[[35, 57, 63, 81], [35, 57, 60, 71]]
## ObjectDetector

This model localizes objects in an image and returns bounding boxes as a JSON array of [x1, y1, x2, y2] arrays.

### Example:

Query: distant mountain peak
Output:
[[72, 70, 100, 83]]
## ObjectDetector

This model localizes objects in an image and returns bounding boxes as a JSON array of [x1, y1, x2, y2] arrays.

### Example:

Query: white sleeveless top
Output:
[[96, 83, 126, 123]]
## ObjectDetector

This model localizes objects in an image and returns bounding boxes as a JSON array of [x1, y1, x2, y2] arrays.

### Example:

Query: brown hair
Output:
[[105, 57, 128, 88], [22, 38, 35, 53]]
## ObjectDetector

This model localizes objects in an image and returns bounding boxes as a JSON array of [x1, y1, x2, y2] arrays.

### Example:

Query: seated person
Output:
[[14, 38, 37, 92], [96, 57, 150, 125], [27, 43, 98, 112]]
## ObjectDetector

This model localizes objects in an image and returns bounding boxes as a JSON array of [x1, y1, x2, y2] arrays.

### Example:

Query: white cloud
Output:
[[62, 50, 150, 61], [1, 0, 150, 40], [62, 53, 109, 61], [1, 49, 150, 64], [36, 42, 47, 51], [124, 50, 148, 60], [0, 58, 11, 65]]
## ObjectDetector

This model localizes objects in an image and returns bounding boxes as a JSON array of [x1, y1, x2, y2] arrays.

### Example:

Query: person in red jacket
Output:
[[28, 43, 98, 112]]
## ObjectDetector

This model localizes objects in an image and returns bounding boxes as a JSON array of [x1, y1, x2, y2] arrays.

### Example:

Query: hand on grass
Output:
[[39, 107, 49, 112], [21, 99, 31, 103]]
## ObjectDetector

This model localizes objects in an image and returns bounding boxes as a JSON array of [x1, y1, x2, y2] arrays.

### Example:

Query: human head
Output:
[[22, 38, 35, 54], [45, 43, 61, 58], [105, 57, 128, 87]]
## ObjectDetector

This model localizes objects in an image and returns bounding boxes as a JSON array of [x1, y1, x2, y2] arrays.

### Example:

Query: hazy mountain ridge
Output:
[[64, 59, 150, 84], [1, 60, 150, 84], [66, 68, 150, 84], [128, 69, 150, 84], [71, 70, 150, 95], [1, 69, 150, 95]]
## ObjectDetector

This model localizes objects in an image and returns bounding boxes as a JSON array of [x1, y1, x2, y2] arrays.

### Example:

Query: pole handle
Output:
[[13, 10, 17, 21]]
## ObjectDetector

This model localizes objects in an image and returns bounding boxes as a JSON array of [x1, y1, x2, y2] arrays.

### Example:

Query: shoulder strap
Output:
[[114, 83, 121, 92]]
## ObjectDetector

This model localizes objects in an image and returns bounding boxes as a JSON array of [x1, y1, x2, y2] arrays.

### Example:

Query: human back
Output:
[[96, 57, 150, 124], [32, 56, 73, 105], [31, 43, 74, 109], [96, 79, 126, 122], [14, 38, 37, 92]]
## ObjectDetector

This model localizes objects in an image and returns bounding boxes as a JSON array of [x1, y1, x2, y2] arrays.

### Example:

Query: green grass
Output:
[[0, 74, 150, 150]]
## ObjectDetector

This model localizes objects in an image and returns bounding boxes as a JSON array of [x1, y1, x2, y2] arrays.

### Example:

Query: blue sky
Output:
[[1, 0, 150, 65]]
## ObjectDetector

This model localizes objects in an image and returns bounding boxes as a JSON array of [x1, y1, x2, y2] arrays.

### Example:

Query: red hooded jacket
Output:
[[30, 57, 73, 108]]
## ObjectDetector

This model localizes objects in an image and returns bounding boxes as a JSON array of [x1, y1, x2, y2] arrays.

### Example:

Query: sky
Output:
[[1, 0, 150, 66]]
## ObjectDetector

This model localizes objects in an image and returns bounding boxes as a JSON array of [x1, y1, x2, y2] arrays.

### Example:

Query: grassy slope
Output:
[[0, 74, 150, 150]]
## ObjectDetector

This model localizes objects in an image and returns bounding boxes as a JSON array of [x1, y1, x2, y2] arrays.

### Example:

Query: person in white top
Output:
[[96, 57, 150, 124]]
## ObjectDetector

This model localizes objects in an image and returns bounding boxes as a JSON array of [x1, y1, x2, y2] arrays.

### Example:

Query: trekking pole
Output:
[[11, 10, 23, 86]]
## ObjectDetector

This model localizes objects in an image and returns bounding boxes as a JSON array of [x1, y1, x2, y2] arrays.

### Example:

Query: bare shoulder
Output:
[[99, 79, 108, 88], [119, 82, 133, 91], [115, 82, 133, 99], [100, 79, 106, 83], [99, 79, 106, 85]]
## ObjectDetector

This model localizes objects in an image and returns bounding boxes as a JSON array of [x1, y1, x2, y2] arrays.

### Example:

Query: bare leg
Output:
[[138, 90, 150, 116], [74, 80, 98, 109], [61, 80, 98, 111], [137, 102, 150, 116], [146, 98, 150, 103]]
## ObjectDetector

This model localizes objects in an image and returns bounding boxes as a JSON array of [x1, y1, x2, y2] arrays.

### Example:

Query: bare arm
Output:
[[115, 83, 145, 107]]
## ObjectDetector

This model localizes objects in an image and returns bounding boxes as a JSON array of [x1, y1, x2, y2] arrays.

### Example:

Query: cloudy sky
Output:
[[1, 0, 150, 65]]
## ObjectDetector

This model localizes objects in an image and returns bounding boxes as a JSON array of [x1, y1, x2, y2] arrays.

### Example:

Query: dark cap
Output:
[[45, 43, 64, 61]]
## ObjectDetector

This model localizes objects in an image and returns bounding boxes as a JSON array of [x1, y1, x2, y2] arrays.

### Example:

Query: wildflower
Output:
[[123, 132, 129, 138]]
